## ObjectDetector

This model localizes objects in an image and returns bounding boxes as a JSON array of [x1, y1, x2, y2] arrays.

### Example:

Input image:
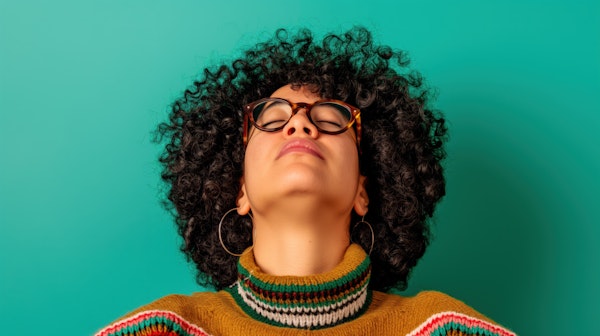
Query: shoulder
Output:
[[376, 290, 485, 314], [368, 290, 516, 336], [94, 291, 228, 336]]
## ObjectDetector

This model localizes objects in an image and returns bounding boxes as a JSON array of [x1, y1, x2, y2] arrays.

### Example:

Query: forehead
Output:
[[269, 84, 321, 103]]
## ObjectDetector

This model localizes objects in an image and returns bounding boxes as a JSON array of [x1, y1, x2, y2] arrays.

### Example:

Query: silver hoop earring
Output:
[[218, 208, 253, 257], [351, 216, 374, 255]]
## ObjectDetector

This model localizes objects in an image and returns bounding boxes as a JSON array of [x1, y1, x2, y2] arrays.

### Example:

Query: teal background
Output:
[[1, 0, 598, 334]]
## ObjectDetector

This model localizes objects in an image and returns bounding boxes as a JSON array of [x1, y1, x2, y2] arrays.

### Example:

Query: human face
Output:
[[238, 84, 367, 218]]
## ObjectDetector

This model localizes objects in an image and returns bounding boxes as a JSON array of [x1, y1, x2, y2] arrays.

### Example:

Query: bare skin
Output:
[[237, 85, 368, 276]]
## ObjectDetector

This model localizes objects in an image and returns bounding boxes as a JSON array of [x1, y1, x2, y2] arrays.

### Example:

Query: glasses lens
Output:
[[250, 99, 354, 133], [253, 99, 292, 130], [310, 102, 353, 132]]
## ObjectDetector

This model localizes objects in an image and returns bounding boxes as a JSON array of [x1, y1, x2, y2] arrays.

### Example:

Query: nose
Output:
[[282, 109, 319, 139]]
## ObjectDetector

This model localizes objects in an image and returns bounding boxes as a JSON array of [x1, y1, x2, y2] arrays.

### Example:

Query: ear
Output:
[[237, 177, 251, 215], [353, 175, 369, 216]]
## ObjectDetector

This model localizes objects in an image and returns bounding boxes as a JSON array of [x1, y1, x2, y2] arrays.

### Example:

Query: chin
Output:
[[279, 167, 329, 188], [279, 179, 324, 195]]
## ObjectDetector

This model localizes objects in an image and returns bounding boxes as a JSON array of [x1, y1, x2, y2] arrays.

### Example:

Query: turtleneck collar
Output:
[[225, 244, 372, 330]]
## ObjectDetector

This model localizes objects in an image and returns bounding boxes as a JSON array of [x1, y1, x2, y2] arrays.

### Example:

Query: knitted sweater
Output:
[[96, 245, 515, 336]]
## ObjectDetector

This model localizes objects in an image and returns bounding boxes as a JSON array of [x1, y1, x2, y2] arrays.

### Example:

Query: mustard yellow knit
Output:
[[96, 246, 515, 336]]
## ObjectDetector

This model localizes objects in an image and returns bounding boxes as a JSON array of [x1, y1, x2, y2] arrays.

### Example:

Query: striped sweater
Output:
[[96, 244, 515, 336]]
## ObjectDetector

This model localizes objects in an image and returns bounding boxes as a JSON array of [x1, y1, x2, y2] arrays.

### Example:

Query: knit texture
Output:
[[95, 244, 516, 336], [97, 310, 210, 336], [225, 244, 372, 329]]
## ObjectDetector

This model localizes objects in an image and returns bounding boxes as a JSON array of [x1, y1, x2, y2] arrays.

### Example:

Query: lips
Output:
[[277, 139, 324, 159]]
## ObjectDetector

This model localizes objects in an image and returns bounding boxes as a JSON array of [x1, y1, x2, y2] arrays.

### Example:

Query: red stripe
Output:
[[95, 310, 210, 336], [408, 312, 515, 336]]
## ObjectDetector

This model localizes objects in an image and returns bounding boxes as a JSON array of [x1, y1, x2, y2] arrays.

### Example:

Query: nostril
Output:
[[287, 127, 296, 135], [303, 127, 312, 134]]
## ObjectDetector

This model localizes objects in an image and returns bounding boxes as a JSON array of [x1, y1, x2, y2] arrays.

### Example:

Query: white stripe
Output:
[[236, 282, 368, 328]]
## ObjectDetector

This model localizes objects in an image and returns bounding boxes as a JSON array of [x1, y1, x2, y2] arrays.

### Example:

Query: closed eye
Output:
[[262, 119, 288, 127], [315, 120, 343, 127]]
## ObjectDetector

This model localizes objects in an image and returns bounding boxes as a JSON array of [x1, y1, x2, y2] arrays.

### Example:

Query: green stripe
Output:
[[225, 286, 373, 330], [237, 256, 370, 293], [238, 276, 369, 309], [105, 315, 196, 336], [430, 322, 506, 336]]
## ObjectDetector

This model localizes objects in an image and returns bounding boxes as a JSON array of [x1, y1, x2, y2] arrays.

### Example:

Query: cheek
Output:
[[243, 136, 269, 185], [338, 136, 360, 167], [328, 138, 360, 184], [243, 146, 258, 181], [341, 154, 360, 184]]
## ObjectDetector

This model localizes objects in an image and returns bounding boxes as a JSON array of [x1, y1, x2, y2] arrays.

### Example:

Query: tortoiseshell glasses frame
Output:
[[242, 97, 362, 146]]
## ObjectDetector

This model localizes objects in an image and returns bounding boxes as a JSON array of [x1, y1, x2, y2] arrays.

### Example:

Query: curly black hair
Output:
[[156, 27, 447, 292]]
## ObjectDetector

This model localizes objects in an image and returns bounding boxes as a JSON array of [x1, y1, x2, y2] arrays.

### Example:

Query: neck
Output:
[[251, 208, 351, 276]]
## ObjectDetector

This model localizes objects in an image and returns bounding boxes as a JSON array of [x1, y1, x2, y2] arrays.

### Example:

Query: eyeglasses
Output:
[[243, 98, 361, 146]]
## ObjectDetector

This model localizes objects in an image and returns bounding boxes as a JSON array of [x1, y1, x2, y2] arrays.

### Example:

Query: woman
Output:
[[96, 27, 514, 335]]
